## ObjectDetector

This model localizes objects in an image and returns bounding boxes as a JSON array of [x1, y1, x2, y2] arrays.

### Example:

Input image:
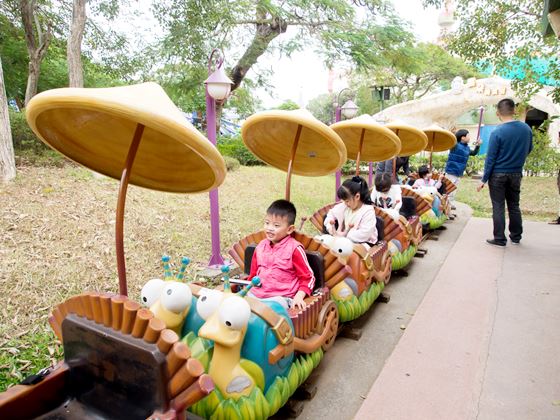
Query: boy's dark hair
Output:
[[418, 165, 430, 179], [455, 129, 469, 142], [496, 98, 515, 116], [337, 176, 373, 204], [267, 199, 296, 225], [375, 173, 392, 193]]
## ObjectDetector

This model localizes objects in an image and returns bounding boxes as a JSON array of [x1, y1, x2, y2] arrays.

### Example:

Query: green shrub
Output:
[[217, 135, 264, 166], [223, 155, 240, 171], [465, 155, 484, 176], [408, 154, 448, 173], [9, 109, 49, 153], [524, 129, 560, 176]]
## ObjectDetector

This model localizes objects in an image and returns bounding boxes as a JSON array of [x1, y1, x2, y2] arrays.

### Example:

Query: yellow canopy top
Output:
[[385, 120, 428, 157], [423, 124, 457, 152], [330, 114, 401, 162], [25, 82, 226, 193], [241, 109, 347, 176]]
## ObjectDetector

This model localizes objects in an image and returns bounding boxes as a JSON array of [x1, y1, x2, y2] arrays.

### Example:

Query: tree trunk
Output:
[[20, 0, 52, 105], [220, 9, 287, 133], [67, 0, 86, 88], [230, 10, 288, 92], [25, 60, 40, 106], [0, 57, 16, 183]]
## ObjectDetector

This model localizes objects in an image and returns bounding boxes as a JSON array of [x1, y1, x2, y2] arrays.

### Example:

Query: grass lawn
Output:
[[455, 176, 559, 220], [0, 164, 557, 389]]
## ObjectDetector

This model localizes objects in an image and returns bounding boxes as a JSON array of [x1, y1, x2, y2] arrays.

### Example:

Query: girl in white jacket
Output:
[[324, 176, 378, 245]]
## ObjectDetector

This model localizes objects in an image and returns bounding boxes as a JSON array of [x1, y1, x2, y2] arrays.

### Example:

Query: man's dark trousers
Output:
[[488, 173, 523, 244]]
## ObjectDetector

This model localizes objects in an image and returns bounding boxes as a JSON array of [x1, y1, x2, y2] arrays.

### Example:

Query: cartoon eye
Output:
[[140, 279, 164, 307], [160, 282, 192, 313], [218, 296, 251, 330], [196, 289, 223, 320]]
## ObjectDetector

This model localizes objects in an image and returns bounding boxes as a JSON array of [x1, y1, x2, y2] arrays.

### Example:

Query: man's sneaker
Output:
[[451, 205, 457, 210], [511, 239, 520, 245], [486, 239, 506, 247], [548, 217, 560, 225]]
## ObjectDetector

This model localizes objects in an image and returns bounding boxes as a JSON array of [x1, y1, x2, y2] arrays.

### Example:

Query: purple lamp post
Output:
[[204, 49, 233, 267], [334, 89, 359, 201]]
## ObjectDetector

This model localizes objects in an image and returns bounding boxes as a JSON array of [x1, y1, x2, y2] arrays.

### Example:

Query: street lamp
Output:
[[205, 48, 233, 267], [341, 99, 359, 120], [371, 85, 391, 183], [334, 88, 358, 201]]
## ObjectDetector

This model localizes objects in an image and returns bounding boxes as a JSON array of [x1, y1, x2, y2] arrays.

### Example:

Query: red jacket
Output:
[[249, 235, 315, 299]]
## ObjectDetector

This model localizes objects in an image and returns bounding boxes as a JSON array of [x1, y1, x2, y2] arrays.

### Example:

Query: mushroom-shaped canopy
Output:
[[25, 82, 226, 193], [385, 120, 428, 157], [241, 109, 346, 176], [330, 114, 401, 162], [423, 125, 456, 152]]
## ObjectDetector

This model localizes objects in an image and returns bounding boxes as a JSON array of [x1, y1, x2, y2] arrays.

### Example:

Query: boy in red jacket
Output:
[[248, 200, 315, 310]]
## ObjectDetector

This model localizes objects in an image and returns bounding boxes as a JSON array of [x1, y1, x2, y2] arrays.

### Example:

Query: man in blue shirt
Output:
[[477, 99, 533, 246]]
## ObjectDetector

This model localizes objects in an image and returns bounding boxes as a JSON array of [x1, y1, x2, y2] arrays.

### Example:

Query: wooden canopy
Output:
[[241, 109, 347, 177], [423, 125, 456, 152], [25, 82, 226, 193], [330, 114, 401, 163], [385, 121, 428, 157]]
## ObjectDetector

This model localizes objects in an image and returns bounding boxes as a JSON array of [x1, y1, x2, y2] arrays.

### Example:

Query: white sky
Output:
[[254, 0, 443, 108]]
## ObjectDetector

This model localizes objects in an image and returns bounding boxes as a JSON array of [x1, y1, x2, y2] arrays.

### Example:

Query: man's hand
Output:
[[477, 181, 485, 192], [292, 291, 307, 310]]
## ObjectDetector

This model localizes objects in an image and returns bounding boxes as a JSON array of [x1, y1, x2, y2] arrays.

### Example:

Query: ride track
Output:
[[0, 83, 459, 420]]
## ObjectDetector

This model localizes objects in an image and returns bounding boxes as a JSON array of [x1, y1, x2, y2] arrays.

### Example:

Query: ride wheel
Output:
[[317, 300, 339, 351]]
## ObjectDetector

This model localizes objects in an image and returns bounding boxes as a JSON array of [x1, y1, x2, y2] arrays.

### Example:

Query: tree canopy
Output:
[[422, 0, 560, 101]]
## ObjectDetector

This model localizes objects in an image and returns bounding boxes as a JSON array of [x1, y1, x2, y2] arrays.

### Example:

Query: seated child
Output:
[[248, 199, 315, 310], [412, 165, 444, 190], [412, 165, 444, 215], [324, 176, 378, 247], [371, 173, 402, 221]]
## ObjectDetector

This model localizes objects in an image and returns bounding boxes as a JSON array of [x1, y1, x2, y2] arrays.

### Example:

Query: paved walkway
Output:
[[355, 218, 560, 420]]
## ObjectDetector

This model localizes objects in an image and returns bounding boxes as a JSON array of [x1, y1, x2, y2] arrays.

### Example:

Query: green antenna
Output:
[[221, 265, 231, 292], [162, 255, 172, 280], [238, 277, 261, 297], [176, 257, 190, 281]]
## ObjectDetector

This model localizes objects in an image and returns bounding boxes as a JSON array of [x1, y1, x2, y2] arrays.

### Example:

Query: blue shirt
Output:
[[481, 121, 533, 183]]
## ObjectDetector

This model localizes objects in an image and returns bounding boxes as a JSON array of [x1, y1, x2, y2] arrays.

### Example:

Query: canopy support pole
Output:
[[392, 129, 399, 183], [286, 124, 303, 201], [116, 123, 144, 296], [429, 133, 434, 170], [354, 128, 365, 176]]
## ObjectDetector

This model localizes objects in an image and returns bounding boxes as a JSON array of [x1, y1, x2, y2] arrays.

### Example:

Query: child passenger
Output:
[[324, 176, 378, 246], [371, 173, 402, 221], [412, 165, 444, 190], [248, 199, 315, 310]]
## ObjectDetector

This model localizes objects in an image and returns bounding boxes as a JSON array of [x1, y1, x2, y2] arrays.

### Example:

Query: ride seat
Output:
[[400, 196, 417, 219]]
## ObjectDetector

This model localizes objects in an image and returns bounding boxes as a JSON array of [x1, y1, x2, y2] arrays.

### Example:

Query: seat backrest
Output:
[[375, 215, 385, 241], [400, 196, 417, 219], [62, 315, 168, 419], [244, 244, 325, 289]]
